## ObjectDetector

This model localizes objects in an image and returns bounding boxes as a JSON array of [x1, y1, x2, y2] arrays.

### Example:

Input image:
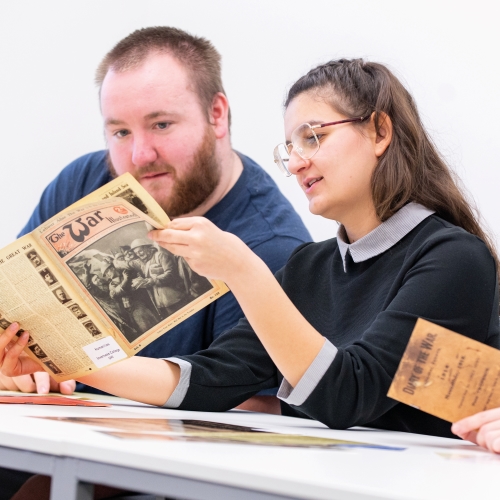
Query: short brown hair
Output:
[[285, 58, 498, 272], [96, 26, 229, 123]]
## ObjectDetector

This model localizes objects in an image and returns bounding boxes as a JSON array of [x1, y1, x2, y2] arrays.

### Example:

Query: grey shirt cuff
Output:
[[162, 357, 192, 408], [277, 339, 338, 406]]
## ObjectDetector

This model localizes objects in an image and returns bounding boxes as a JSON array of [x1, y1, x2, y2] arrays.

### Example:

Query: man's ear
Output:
[[373, 112, 393, 158], [209, 92, 230, 139]]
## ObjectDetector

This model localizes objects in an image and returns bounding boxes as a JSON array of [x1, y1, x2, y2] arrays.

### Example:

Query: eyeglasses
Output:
[[273, 116, 369, 177]]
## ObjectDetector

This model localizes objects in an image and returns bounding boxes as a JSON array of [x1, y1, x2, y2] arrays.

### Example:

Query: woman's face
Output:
[[284, 92, 380, 227]]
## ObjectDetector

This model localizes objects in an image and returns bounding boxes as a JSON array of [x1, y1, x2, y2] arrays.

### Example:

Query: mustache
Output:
[[106, 154, 176, 179], [135, 163, 177, 178]]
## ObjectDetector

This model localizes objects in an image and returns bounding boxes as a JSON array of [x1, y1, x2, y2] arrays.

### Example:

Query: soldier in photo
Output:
[[28, 344, 48, 359], [68, 303, 87, 320], [83, 321, 101, 337], [53, 287, 71, 304], [105, 253, 161, 335], [116, 189, 148, 214], [43, 360, 62, 375], [129, 239, 188, 318], [0, 319, 11, 330], [81, 262, 138, 341], [26, 251, 44, 268], [39, 268, 57, 286]]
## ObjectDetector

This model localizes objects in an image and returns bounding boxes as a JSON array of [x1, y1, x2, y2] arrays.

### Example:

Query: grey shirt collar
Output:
[[336, 202, 435, 272]]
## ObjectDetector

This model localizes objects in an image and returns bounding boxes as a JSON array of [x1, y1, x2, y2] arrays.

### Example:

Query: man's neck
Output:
[[177, 149, 243, 218]]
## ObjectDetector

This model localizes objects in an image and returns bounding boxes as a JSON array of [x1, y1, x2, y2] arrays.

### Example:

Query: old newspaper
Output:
[[0, 174, 229, 382]]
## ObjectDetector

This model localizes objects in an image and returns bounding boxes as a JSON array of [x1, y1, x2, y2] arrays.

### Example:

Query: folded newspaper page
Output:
[[388, 318, 500, 422], [0, 174, 229, 382]]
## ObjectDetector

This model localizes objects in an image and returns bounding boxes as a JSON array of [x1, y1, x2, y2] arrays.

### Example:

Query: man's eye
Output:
[[114, 129, 130, 138], [155, 122, 170, 130]]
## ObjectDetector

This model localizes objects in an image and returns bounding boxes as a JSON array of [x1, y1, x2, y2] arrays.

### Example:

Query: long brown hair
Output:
[[285, 58, 499, 270]]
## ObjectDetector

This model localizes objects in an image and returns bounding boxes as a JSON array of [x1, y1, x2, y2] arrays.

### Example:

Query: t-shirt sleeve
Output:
[[18, 151, 110, 237]]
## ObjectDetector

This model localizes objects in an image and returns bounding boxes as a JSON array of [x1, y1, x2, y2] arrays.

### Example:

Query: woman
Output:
[[1, 59, 498, 442]]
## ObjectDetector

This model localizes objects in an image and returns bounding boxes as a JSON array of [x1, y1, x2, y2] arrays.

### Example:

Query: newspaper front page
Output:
[[0, 174, 229, 382]]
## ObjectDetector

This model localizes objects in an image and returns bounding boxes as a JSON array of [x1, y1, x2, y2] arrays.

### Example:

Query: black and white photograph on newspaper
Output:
[[66, 221, 213, 343]]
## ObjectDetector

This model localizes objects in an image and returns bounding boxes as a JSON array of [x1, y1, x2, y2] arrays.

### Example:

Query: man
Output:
[[2, 26, 310, 395], [83, 321, 101, 337], [0, 25, 311, 500], [105, 256, 160, 339], [53, 287, 71, 304], [26, 251, 43, 268], [28, 344, 47, 359], [129, 238, 187, 317], [68, 303, 87, 319]]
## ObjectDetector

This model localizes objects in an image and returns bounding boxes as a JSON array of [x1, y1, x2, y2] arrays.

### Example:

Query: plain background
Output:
[[0, 0, 499, 248]]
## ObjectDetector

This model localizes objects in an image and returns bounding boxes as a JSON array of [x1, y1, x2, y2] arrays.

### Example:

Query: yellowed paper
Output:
[[388, 318, 500, 422], [0, 175, 229, 382]]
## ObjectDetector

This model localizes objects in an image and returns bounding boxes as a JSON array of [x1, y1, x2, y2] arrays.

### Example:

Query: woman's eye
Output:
[[305, 135, 318, 145]]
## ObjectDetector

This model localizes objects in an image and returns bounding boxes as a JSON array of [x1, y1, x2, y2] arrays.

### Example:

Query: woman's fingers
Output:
[[452, 408, 500, 436], [452, 408, 500, 453]]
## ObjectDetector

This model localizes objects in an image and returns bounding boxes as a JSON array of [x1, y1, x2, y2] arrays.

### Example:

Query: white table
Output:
[[0, 394, 498, 500]]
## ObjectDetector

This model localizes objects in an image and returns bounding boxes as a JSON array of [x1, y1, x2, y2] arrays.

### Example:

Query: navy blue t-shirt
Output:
[[20, 150, 311, 375]]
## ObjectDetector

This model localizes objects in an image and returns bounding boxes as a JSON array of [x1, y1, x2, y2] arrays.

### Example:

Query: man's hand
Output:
[[0, 323, 75, 394], [452, 408, 500, 453], [131, 277, 151, 289]]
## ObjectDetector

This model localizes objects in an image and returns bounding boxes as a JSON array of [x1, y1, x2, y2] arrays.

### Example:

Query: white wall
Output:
[[0, 0, 499, 248]]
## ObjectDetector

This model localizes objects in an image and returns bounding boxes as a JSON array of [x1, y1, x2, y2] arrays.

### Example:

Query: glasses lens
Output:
[[292, 124, 319, 160], [273, 144, 292, 177]]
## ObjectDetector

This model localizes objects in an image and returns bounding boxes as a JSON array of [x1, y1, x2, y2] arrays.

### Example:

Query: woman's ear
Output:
[[373, 112, 393, 157]]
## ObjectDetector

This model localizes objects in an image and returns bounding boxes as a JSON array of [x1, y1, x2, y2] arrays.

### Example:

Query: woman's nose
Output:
[[287, 151, 310, 176]]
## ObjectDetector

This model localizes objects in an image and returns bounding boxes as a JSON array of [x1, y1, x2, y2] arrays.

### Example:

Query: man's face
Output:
[[124, 250, 136, 262], [30, 254, 41, 266], [87, 324, 98, 334], [104, 266, 119, 280], [55, 289, 67, 301], [133, 245, 152, 262], [101, 52, 221, 217]]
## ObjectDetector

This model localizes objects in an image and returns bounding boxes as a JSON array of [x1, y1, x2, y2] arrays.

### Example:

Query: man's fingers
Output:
[[1, 330, 29, 376], [59, 379, 76, 395], [34, 371, 51, 394], [0, 372, 21, 391], [0, 322, 21, 353], [12, 374, 36, 393]]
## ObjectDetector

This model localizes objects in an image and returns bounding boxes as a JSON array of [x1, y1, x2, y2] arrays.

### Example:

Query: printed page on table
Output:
[[0, 234, 104, 382], [388, 318, 500, 422], [35, 197, 228, 371]]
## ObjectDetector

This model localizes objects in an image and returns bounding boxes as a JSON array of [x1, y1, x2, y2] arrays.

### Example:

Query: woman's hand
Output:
[[452, 408, 500, 453], [149, 217, 253, 284], [0, 323, 43, 378]]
